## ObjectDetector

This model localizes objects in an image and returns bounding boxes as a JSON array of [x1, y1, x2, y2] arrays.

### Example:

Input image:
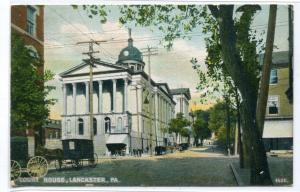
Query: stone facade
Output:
[[170, 88, 192, 144], [59, 34, 189, 156]]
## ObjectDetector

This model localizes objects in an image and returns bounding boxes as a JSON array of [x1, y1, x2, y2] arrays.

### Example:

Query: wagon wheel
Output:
[[11, 160, 21, 180], [27, 156, 48, 178], [88, 153, 98, 168], [73, 159, 83, 169]]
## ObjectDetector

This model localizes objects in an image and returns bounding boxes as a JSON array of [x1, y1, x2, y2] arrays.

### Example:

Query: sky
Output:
[[44, 5, 290, 120]]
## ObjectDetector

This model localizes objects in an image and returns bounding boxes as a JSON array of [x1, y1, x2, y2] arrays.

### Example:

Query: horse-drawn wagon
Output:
[[55, 139, 98, 170], [10, 137, 48, 180]]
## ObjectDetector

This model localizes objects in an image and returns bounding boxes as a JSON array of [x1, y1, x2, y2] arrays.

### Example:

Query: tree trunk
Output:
[[241, 101, 272, 185], [256, 5, 277, 137], [235, 88, 244, 168], [208, 5, 273, 185], [225, 95, 231, 156]]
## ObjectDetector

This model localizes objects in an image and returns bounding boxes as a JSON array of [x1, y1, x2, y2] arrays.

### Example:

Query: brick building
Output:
[[11, 5, 44, 156], [43, 120, 62, 150], [11, 5, 44, 72]]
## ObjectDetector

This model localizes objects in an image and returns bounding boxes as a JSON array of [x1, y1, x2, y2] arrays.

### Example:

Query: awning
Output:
[[263, 119, 293, 138], [106, 134, 128, 144]]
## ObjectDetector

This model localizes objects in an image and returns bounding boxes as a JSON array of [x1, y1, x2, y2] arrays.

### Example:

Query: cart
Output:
[[10, 137, 48, 180], [56, 139, 98, 170]]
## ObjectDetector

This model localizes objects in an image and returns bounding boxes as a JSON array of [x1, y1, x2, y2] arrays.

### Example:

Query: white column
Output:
[[72, 83, 76, 115], [98, 80, 103, 113], [85, 81, 89, 113], [155, 92, 159, 145], [112, 79, 117, 112], [63, 83, 67, 115], [124, 78, 128, 112]]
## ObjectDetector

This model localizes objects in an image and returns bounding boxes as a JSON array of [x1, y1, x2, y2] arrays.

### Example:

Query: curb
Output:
[[230, 163, 244, 186]]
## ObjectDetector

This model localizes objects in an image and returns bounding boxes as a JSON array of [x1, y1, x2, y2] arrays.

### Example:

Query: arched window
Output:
[[105, 117, 111, 133], [78, 118, 84, 135], [93, 118, 97, 135], [117, 117, 122, 132]]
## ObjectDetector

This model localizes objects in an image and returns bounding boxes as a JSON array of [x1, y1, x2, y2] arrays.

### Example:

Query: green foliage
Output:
[[169, 113, 190, 136], [180, 127, 191, 138], [208, 102, 235, 148], [191, 5, 264, 106], [192, 113, 211, 145], [11, 33, 56, 136], [73, 5, 108, 23]]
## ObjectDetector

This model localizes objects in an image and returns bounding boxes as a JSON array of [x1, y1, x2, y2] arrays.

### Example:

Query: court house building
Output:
[[59, 34, 190, 156]]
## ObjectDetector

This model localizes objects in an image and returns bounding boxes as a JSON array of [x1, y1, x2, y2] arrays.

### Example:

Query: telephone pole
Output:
[[142, 46, 158, 155], [77, 39, 107, 141]]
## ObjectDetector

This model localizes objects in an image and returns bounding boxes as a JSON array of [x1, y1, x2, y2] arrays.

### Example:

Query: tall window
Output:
[[268, 96, 279, 115], [93, 118, 97, 135], [117, 117, 122, 132], [270, 69, 278, 84], [78, 118, 84, 135], [27, 6, 36, 36], [105, 117, 111, 133], [66, 120, 71, 134]]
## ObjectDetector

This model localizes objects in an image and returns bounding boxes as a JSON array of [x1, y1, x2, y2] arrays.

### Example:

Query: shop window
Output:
[[268, 96, 279, 115]]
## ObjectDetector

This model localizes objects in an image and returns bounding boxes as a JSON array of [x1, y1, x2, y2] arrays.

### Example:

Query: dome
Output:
[[117, 38, 143, 64]]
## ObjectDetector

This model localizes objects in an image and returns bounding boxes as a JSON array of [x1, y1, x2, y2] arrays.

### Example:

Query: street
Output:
[[16, 146, 238, 186]]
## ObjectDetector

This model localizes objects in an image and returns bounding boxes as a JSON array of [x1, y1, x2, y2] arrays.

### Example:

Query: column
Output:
[[85, 81, 89, 113], [155, 92, 159, 146], [112, 79, 117, 112], [63, 83, 67, 115], [98, 80, 103, 113], [124, 78, 128, 112], [72, 83, 76, 115]]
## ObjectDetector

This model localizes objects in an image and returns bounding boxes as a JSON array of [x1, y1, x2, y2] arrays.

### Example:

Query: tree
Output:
[[169, 113, 190, 143], [192, 116, 211, 146], [208, 102, 235, 150], [78, 4, 274, 185], [11, 33, 55, 145], [207, 5, 274, 184]]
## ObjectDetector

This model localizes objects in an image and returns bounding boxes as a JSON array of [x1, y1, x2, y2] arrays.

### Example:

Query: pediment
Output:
[[60, 61, 127, 77], [158, 84, 170, 94]]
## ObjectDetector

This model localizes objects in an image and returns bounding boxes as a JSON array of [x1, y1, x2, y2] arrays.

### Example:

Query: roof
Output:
[[59, 60, 128, 77], [133, 71, 176, 104], [258, 51, 289, 68], [170, 88, 191, 100], [43, 119, 62, 129], [117, 38, 143, 64]]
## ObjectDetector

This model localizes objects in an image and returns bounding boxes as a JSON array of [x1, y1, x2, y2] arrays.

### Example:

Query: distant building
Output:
[[11, 5, 44, 157], [59, 32, 190, 156], [170, 88, 192, 144], [43, 120, 62, 149], [262, 51, 293, 151]]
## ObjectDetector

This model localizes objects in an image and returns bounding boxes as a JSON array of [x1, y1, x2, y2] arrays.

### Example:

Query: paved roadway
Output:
[[15, 146, 238, 187]]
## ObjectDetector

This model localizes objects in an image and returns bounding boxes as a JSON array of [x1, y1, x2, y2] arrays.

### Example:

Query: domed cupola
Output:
[[116, 29, 145, 71]]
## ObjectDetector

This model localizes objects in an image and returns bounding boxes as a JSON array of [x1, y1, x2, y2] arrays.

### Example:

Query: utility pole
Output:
[[77, 39, 107, 142], [256, 5, 277, 137], [142, 46, 158, 155], [286, 5, 293, 103]]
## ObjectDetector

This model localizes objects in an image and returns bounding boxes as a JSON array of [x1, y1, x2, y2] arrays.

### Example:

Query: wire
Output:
[[48, 7, 93, 41]]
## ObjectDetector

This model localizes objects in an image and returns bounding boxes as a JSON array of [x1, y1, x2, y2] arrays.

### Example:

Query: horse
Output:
[[36, 145, 64, 170]]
